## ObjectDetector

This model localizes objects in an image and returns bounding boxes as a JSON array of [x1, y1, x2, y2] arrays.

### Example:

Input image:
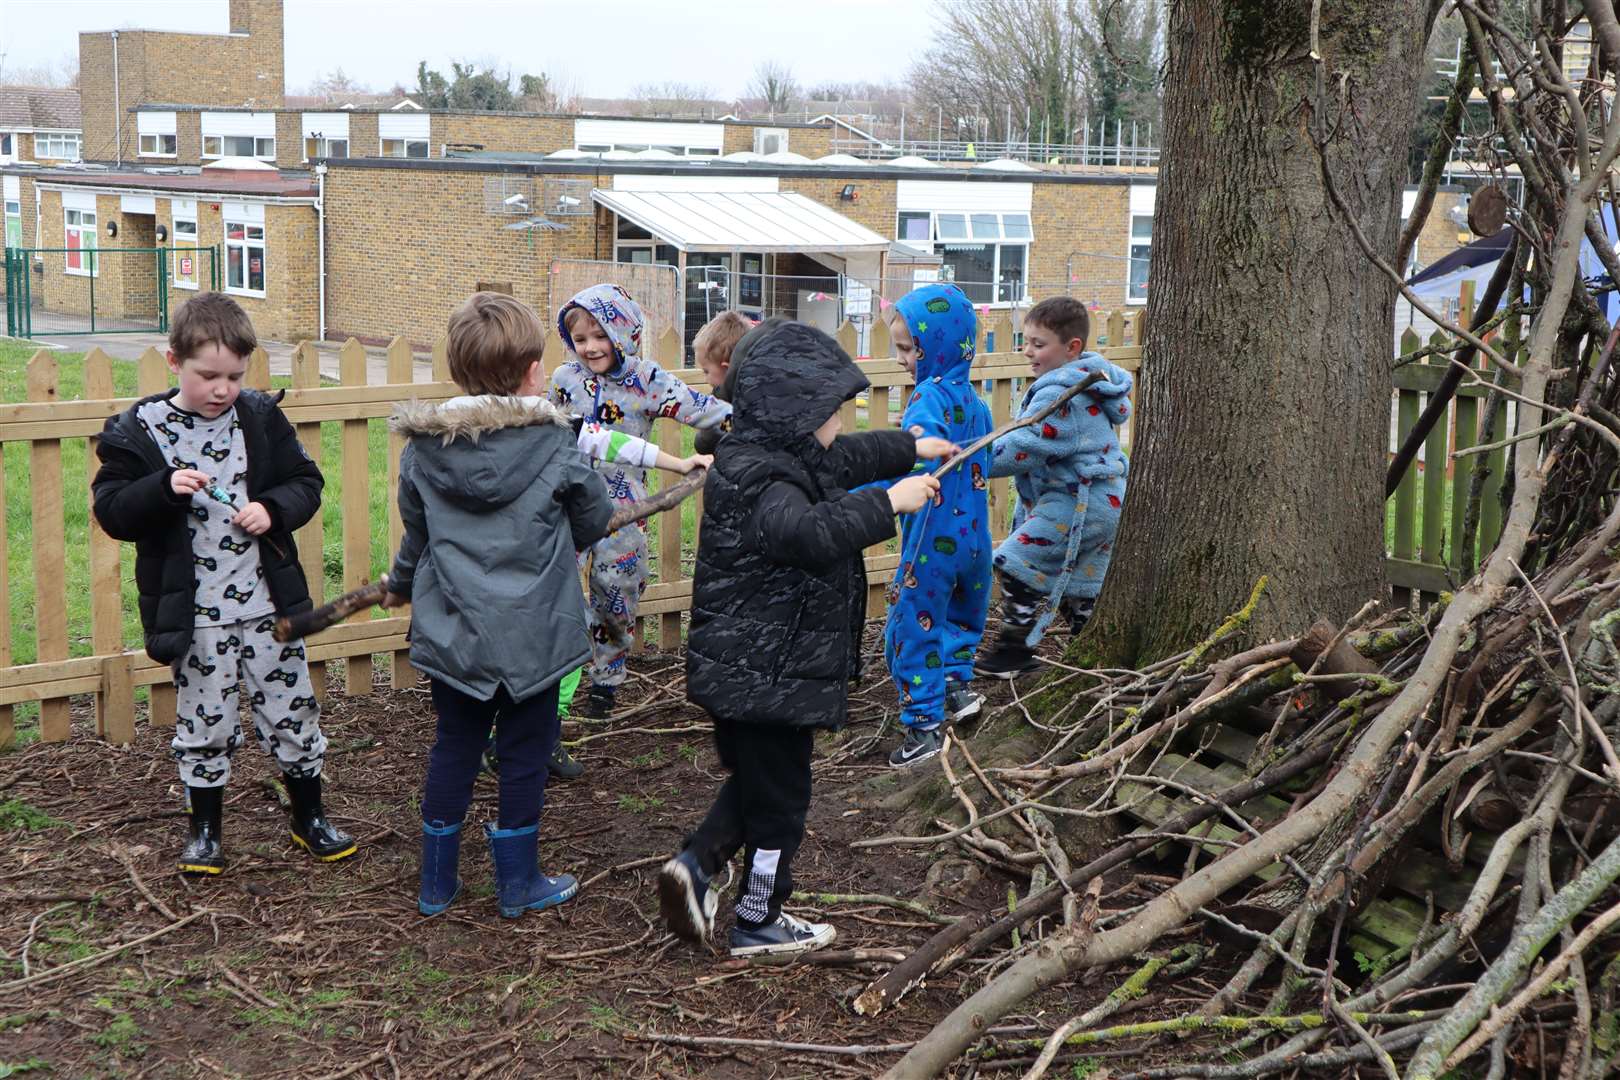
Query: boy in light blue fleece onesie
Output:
[[974, 296, 1133, 679], [882, 284, 995, 768], [549, 284, 731, 717]]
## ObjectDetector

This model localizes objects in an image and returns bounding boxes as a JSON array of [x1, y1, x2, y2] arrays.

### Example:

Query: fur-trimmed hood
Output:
[[390, 395, 570, 442], [392, 395, 576, 512]]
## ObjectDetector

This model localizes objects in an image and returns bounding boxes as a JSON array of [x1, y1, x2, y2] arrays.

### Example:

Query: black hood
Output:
[[728, 321, 868, 448]]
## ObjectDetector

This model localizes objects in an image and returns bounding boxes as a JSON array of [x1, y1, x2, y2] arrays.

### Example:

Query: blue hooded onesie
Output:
[[882, 284, 995, 730]]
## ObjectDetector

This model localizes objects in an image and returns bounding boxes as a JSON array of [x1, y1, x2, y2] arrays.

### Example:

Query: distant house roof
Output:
[[280, 93, 421, 111], [0, 86, 82, 131]]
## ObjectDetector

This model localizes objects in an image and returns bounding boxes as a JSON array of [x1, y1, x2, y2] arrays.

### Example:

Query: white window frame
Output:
[[223, 211, 267, 298], [4, 199, 21, 248], [753, 127, 789, 155], [172, 203, 200, 291], [203, 134, 275, 160], [139, 133, 178, 157], [35, 132, 82, 161], [303, 135, 349, 160], [1127, 214, 1152, 305], [64, 206, 97, 277], [0, 133, 14, 163], [895, 210, 1033, 307], [302, 113, 351, 162], [379, 137, 428, 158]]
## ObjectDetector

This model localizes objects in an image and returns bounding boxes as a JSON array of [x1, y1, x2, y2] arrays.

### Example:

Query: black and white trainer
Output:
[[658, 849, 718, 945], [728, 912, 836, 957], [888, 725, 945, 768], [945, 684, 985, 722]]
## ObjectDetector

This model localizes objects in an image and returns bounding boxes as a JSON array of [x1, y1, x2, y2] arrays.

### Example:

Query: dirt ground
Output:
[[0, 630, 1236, 1079]]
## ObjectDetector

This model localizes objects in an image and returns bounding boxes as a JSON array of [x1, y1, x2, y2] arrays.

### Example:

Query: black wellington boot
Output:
[[282, 774, 358, 862], [973, 574, 1045, 680], [179, 784, 225, 875]]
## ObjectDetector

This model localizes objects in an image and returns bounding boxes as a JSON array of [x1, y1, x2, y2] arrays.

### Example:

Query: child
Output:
[[659, 320, 948, 956], [92, 292, 353, 875], [483, 420, 711, 781], [382, 291, 615, 918], [691, 310, 755, 456], [974, 297, 1133, 679], [549, 285, 731, 719], [882, 284, 996, 768]]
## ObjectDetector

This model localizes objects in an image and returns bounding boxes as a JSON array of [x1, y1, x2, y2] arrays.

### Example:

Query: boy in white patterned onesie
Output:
[[549, 284, 731, 717], [93, 292, 354, 876]]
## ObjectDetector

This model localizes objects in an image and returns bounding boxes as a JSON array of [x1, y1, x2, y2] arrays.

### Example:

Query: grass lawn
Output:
[[0, 339, 399, 737]]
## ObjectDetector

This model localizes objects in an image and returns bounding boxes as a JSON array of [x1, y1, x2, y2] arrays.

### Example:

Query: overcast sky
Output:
[[2, 0, 933, 99]]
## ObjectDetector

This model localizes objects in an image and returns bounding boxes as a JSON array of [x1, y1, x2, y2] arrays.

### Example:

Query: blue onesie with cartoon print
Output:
[[882, 284, 994, 730]]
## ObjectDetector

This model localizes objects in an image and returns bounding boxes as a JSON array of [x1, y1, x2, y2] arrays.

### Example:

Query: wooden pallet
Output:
[[1116, 722, 1493, 959]]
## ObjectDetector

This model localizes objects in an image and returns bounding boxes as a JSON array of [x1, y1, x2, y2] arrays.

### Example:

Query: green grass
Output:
[[0, 798, 64, 831], [0, 339, 399, 742]]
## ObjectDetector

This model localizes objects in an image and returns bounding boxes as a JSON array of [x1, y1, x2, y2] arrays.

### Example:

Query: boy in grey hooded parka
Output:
[[385, 292, 615, 921]]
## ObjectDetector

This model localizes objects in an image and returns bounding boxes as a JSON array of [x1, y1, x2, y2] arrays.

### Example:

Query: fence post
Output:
[[0, 365, 10, 747], [84, 347, 134, 743], [339, 339, 373, 695], [27, 351, 70, 742], [385, 337, 418, 689], [137, 348, 178, 727], [656, 419, 684, 651], [291, 342, 328, 704]]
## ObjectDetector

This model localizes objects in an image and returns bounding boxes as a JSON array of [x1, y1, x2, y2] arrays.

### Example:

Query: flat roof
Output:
[[14, 166, 316, 198], [593, 189, 889, 254], [131, 103, 833, 128]]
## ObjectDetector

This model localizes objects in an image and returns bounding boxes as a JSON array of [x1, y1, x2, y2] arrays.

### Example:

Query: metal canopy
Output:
[[590, 188, 890, 254]]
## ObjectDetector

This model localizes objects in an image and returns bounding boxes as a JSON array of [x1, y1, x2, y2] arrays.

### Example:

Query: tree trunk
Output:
[[1084, 0, 1437, 666]]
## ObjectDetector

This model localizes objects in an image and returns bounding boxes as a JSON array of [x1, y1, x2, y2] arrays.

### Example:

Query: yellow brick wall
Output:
[[433, 113, 573, 155], [722, 123, 834, 157], [1415, 191, 1467, 268], [349, 114, 380, 157], [14, 133, 34, 161], [79, 0, 283, 162], [782, 175, 897, 237], [1031, 181, 1134, 311], [274, 111, 303, 168]]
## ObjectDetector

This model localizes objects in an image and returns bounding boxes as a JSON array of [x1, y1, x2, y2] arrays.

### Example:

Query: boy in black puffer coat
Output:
[[659, 320, 953, 957]]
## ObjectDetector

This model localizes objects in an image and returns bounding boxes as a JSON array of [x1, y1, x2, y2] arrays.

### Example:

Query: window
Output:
[[35, 133, 81, 160], [203, 134, 274, 159], [1127, 214, 1152, 303], [0, 134, 12, 161], [895, 210, 1034, 305], [64, 208, 96, 276], [139, 133, 177, 156], [380, 137, 428, 158], [173, 213, 199, 290], [225, 220, 266, 295], [4, 200, 20, 248], [753, 128, 789, 155], [304, 136, 348, 159]]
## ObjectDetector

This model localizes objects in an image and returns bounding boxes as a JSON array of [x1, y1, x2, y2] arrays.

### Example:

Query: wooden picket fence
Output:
[[0, 310, 1145, 748], [1386, 282, 1514, 608]]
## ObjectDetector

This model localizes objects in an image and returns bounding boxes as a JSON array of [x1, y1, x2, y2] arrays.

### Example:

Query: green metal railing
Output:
[[4, 245, 220, 339]]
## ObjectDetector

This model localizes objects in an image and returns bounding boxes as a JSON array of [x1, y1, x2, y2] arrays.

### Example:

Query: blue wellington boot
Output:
[[418, 820, 463, 916], [484, 823, 578, 918]]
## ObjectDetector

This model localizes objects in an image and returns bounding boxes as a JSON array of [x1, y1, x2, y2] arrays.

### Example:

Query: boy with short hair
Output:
[[383, 291, 615, 918], [881, 284, 996, 768], [691, 310, 755, 456], [549, 285, 731, 718], [93, 292, 354, 875], [659, 320, 951, 956], [974, 297, 1133, 679]]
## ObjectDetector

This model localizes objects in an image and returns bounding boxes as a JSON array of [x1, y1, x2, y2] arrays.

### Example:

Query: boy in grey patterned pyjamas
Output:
[[549, 285, 731, 717]]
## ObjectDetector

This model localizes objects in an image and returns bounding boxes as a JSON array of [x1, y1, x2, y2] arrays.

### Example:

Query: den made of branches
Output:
[[857, 3, 1620, 1078]]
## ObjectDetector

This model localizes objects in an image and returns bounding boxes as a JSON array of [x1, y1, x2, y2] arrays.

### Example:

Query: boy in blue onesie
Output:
[[882, 284, 995, 768]]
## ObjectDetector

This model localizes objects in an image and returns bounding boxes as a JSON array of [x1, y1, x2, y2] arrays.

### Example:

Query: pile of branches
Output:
[[851, 4, 1620, 1077]]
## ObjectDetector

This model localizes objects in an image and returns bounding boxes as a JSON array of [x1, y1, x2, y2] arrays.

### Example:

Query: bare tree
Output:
[[0, 50, 78, 88], [304, 67, 368, 102], [748, 61, 800, 114], [629, 81, 718, 117]]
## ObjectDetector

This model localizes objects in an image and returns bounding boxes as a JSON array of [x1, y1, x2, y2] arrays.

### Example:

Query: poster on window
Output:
[[844, 281, 872, 317], [249, 257, 261, 273], [180, 256, 192, 275]]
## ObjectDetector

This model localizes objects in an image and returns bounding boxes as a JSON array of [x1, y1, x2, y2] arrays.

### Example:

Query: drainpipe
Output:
[[112, 31, 121, 166], [315, 163, 327, 340]]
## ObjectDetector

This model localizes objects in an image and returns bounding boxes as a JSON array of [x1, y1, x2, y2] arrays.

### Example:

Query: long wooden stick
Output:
[[273, 580, 388, 642], [605, 467, 707, 534], [932, 370, 1105, 479]]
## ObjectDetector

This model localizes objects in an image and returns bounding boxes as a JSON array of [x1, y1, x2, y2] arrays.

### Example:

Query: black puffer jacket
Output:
[[686, 322, 917, 729], [92, 389, 322, 664]]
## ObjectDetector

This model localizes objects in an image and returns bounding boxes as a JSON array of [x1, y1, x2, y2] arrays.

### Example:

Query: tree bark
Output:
[[1083, 0, 1435, 666]]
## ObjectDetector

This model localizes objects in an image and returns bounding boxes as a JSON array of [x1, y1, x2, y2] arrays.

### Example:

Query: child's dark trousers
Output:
[[684, 719, 814, 930], [421, 678, 561, 831]]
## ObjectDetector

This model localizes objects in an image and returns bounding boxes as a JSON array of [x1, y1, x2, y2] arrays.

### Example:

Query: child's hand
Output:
[[232, 501, 272, 535], [914, 437, 959, 461], [379, 577, 409, 609], [889, 474, 940, 515], [170, 468, 211, 497], [679, 453, 713, 474]]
